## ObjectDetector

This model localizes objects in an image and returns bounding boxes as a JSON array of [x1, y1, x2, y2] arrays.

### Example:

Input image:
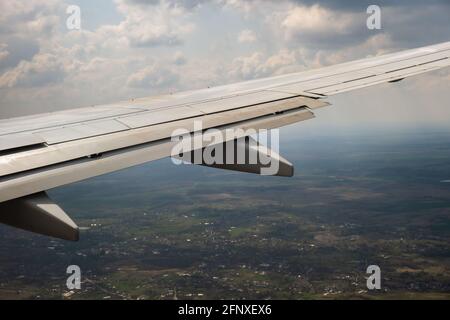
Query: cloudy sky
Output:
[[0, 0, 449, 131]]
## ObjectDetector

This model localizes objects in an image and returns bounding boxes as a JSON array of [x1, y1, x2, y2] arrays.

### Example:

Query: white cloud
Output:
[[173, 51, 187, 65], [311, 33, 395, 68], [219, 0, 260, 14], [0, 0, 62, 37], [127, 63, 179, 89], [281, 4, 360, 40], [0, 43, 8, 62], [0, 53, 66, 88], [238, 29, 257, 43], [114, 0, 195, 47], [228, 49, 304, 80]]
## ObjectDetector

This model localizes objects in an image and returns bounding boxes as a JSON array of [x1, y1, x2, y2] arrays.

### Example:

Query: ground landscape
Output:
[[1, 127, 450, 300]]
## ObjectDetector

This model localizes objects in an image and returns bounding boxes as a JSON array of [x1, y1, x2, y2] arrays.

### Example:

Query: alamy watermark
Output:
[[366, 265, 381, 290], [367, 5, 382, 30], [170, 121, 281, 176], [66, 265, 81, 290], [66, 5, 81, 30]]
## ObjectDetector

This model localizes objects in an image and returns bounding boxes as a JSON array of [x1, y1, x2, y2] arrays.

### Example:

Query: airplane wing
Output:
[[1, 41, 449, 240]]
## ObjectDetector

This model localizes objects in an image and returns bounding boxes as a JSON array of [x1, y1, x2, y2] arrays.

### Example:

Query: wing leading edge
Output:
[[1, 41, 449, 240]]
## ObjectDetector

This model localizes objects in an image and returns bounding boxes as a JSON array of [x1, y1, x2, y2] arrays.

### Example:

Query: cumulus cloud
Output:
[[173, 51, 187, 65], [290, 0, 450, 11], [0, 44, 8, 62], [280, 4, 367, 47], [0, 37, 40, 72], [310, 33, 395, 68], [127, 63, 179, 89], [0, 53, 66, 88], [0, 0, 62, 37], [114, 0, 196, 47], [283, 4, 352, 34], [238, 29, 257, 43], [123, 0, 205, 10], [228, 49, 304, 80], [219, 0, 260, 13]]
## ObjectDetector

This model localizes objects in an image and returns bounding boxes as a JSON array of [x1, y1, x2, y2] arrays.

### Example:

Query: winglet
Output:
[[0, 192, 79, 241]]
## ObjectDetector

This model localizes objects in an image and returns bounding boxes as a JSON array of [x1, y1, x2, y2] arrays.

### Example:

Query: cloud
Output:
[[282, 4, 352, 34], [173, 51, 187, 65], [280, 4, 368, 48], [228, 49, 304, 80], [219, 0, 260, 13], [127, 63, 179, 89], [124, 0, 206, 9], [0, 52, 66, 88], [0, 37, 40, 72], [114, 0, 196, 47], [0, 0, 62, 37], [238, 29, 257, 43], [289, 0, 450, 11], [310, 33, 395, 68], [0, 44, 8, 62]]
